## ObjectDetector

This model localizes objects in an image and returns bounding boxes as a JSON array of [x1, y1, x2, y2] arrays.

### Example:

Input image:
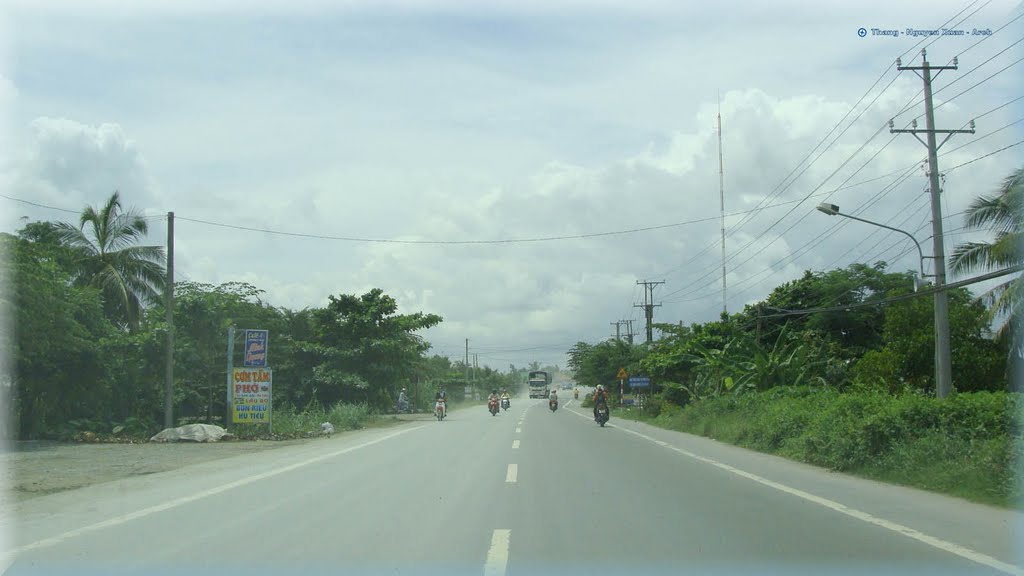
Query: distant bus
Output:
[[528, 370, 551, 398]]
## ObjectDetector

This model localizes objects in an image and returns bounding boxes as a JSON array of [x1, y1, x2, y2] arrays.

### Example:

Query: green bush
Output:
[[232, 400, 372, 440], [327, 403, 370, 431], [650, 389, 1022, 507], [642, 394, 664, 418]]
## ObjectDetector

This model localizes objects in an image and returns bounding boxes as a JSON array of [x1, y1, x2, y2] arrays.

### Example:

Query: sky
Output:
[[1, 0, 1022, 370]]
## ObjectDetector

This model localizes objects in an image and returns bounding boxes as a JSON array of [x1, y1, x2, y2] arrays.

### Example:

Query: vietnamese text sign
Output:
[[243, 329, 269, 367], [232, 367, 272, 423], [629, 376, 651, 388]]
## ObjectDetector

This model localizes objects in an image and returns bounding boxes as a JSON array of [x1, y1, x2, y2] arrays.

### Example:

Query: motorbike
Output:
[[395, 399, 411, 414], [435, 399, 446, 421], [549, 397, 558, 412], [501, 397, 510, 411], [595, 402, 609, 427], [573, 390, 579, 400], [488, 398, 500, 416]]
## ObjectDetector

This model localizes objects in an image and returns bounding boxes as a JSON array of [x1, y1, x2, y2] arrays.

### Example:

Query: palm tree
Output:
[[56, 191, 166, 331], [950, 167, 1022, 354]]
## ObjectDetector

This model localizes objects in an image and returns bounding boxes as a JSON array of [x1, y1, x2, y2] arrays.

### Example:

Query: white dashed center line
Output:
[[484, 529, 511, 576]]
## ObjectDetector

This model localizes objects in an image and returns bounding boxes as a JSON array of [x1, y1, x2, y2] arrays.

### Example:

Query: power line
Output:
[[945, 138, 1024, 171], [759, 265, 1022, 319], [955, 5, 1024, 58], [659, 93, 1024, 306], [647, 23, 948, 282], [661, 160, 922, 304], [0, 193, 81, 215], [697, 171, 928, 307], [931, 35, 1024, 100]]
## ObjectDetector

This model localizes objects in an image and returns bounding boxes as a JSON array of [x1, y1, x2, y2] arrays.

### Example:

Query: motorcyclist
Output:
[[500, 389, 511, 407], [435, 388, 448, 418], [549, 389, 558, 407], [398, 388, 409, 412], [488, 389, 500, 412], [592, 385, 610, 421], [573, 388, 579, 400]]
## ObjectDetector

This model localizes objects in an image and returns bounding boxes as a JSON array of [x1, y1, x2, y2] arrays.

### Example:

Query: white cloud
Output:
[[4, 1, 1021, 367], [8, 118, 163, 224]]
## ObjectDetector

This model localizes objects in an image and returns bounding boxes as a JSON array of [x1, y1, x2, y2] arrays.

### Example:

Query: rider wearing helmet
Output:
[[435, 387, 448, 418], [398, 387, 409, 412], [592, 385, 610, 421]]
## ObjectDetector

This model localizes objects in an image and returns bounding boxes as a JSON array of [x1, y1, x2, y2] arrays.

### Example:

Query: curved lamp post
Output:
[[816, 202, 930, 291]]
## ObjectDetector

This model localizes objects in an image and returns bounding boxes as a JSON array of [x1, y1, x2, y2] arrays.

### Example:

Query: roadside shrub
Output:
[[231, 400, 372, 440], [642, 394, 664, 418], [649, 388, 1022, 506], [327, 403, 370, 431]]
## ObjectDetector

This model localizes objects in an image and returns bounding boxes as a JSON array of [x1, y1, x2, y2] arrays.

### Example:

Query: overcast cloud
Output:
[[2, 0, 1022, 368]]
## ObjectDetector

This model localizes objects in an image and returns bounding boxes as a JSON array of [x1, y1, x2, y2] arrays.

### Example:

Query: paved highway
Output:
[[2, 396, 1022, 575]]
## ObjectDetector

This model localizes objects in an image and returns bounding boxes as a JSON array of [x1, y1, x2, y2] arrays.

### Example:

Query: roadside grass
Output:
[[637, 389, 1023, 509], [232, 402, 373, 440]]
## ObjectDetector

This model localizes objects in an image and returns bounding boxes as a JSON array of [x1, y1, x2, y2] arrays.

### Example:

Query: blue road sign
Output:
[[629, 376, 651, 388]]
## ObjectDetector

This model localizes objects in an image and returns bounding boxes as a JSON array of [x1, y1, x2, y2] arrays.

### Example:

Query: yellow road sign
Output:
[[617, 367, 628, 379]]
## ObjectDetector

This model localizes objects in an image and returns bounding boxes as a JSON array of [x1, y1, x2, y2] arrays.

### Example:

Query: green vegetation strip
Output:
[[635, 389, 1022, 508]]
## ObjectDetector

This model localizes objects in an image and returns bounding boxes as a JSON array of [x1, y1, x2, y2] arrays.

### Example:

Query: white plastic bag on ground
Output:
[[150, 424, 229, 443], [320, 422, 334, 436]]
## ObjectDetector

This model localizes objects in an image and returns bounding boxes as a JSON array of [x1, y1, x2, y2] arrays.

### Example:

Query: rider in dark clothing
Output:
[[435, 389, 448, 417], [592, 385, 610, 420]]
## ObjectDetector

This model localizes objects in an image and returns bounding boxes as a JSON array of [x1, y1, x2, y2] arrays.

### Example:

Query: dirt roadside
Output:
[[0, 415, 433, 502], [0, 438, 313, 501]]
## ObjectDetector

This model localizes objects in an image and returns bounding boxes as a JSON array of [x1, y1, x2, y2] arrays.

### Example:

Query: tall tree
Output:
[[950, 167, 1022, 354], [1, 234, 113, 438], [309, 289, 442, 409], [55, 191, 166, 331]]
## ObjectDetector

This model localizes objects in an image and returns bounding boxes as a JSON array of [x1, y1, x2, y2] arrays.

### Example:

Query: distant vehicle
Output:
[[528, 370, 551, 398], [562, 383, 572, 390]]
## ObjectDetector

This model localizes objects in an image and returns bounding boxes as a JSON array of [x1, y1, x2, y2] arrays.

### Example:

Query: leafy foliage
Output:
[[6, 210, 465, 439], [852, 287, 1008, 393], [2, 234, 114, 438], [653, 389, 1021, 506], [306, 288, 443, 408], [52, 191, 166, 332], [951, 166, 1022, 367]]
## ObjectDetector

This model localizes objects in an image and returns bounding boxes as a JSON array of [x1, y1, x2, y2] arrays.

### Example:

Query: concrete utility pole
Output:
[[611, 321, 623, 341], [225, 325, 235, 428], [465, 338, 470, 382], [891, 49, 974, 399], [625, 320, 635, 345], [717, 94, 728, 316], [635, 280, 665, 343], [164, 211, 175, 429]]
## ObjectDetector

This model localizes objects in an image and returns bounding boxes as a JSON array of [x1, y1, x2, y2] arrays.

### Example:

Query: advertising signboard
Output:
[[232, 367, 272, 423], [243, 329, 269, 367]]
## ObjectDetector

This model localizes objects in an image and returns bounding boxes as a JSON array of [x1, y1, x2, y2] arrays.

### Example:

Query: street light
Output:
[[816, 202, 930, 291]]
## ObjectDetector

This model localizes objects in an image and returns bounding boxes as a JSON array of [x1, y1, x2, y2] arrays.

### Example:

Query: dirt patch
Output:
[[0, 415, 429, 501], [1, 439, 310, 501]]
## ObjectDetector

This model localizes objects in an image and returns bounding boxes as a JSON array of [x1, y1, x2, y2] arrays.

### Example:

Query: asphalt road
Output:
[[2, 396, 1022, 576]]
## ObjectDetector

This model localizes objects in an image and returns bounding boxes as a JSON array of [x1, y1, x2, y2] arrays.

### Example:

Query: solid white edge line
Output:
[[484, 529, 511, 576], [4, 425, 426, 560], [564, 405, 1023, 576]]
